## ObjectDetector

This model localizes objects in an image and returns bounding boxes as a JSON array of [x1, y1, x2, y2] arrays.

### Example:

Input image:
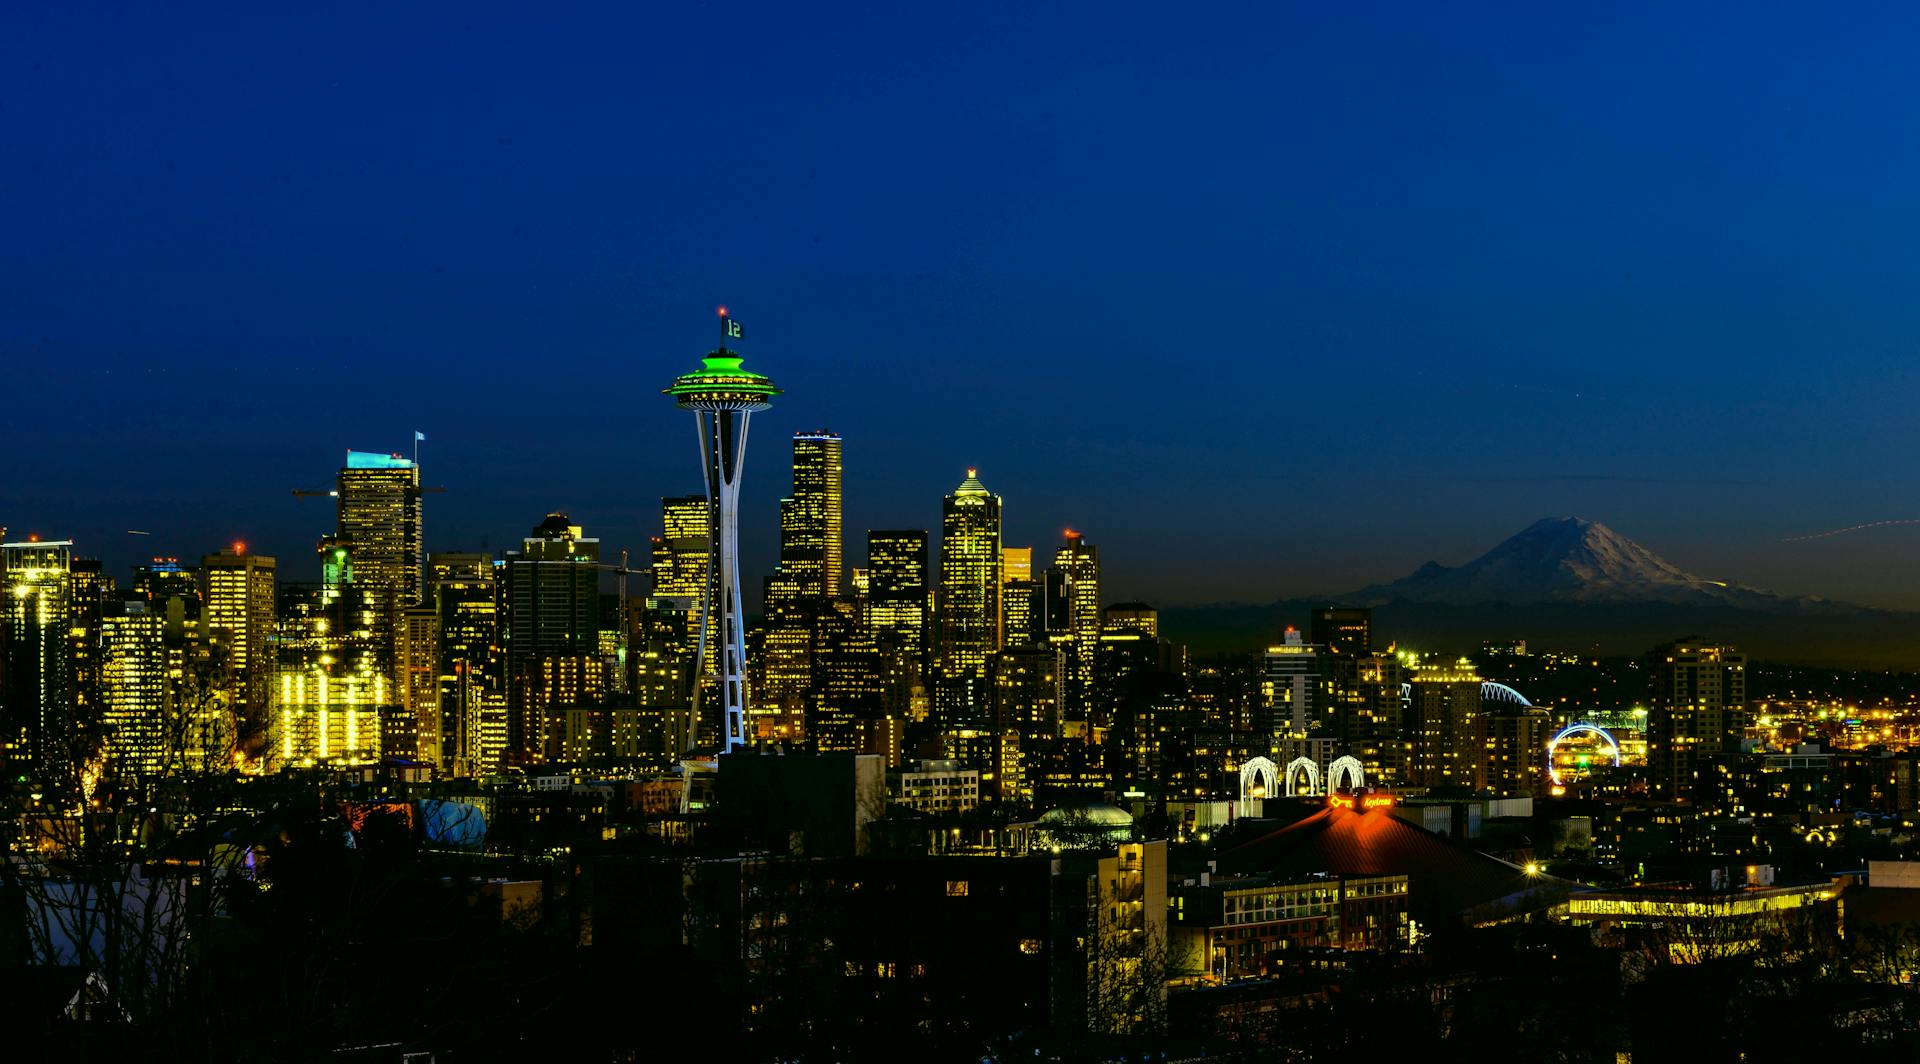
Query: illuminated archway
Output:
[[1482, 681, 1533, 708], [1327, 755, 1365, 792], [1545, 723, 1621, 788], [1284, 756, 1320, 796], [1240, 756, 1279, 805]]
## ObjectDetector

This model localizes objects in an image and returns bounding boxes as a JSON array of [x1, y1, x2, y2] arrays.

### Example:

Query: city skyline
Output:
[[10, 7, 1920, 608], [10, 422, 1919, 615], [10, 8, 1920, 1058]]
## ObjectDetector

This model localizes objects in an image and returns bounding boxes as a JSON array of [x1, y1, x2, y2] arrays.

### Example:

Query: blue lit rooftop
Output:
[[345, 450, 416, 470]]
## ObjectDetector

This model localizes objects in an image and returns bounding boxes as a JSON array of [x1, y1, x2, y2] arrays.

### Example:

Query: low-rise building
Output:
[[1170, 870, 1409, 983]]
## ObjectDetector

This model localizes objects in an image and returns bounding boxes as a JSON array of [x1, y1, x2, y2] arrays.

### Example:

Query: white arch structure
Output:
[[1240, 756, 1279, 805], [1482, 681, 1533, 708], [1327, 755, 1365, 792], [1284, 756, 1320, 796], [1545, 723, 1622, 787]]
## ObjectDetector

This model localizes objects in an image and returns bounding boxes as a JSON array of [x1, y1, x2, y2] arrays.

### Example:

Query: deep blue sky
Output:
[[5, 3, 1920, 607]]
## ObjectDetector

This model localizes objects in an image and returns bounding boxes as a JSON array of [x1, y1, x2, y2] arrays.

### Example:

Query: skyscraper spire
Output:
[[664, 308, 780, 753]]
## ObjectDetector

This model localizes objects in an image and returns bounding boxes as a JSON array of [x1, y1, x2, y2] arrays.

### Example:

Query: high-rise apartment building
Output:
[[1409, 658, 1483, 791], [938, 469, 1002, 680], [1647, 640, 1747, 801], [1261, 627, 1322, 744], [202, 547, 276, 730], [1325, 651, 1410, 786], [1474, 703, 1551, 797]]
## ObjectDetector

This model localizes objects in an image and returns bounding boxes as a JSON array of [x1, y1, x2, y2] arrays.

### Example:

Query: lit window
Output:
[[1019, 938, 1042, 955], [946, 880, 969, 897]]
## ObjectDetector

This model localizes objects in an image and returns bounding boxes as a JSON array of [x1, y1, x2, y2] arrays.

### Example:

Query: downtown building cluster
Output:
[[0, 411, 1807, 819], [0, 451, 1591, 813], [9, 335, 1920, 1059]]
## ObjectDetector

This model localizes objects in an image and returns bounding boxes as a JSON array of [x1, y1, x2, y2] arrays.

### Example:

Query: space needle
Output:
[[664, 307, 780, 754]]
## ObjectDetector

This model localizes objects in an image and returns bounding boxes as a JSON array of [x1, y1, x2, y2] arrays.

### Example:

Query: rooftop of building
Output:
[[952, 468, 991, 497], [344, 450, 415, 470], [664, 347, 781, 399], [1217, 804, 1573, 925]]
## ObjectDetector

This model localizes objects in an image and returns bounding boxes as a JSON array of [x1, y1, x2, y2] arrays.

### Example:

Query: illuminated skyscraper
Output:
[[937, 469, 1002, 679], [867, 530, 930, 669], [505, 514, 602, 662], [430, 552, 493, 585], [430, 552, 501, 775], [132, 558, 199, 610], [504, 513, 604, 762], [1001, 546, 1038, 649], [1474, 703, 1551, 797], [269, 585, 388, 769], [67, 558, 114, 751], [336, 450, 424, 607], [2, 539, 73, 777], [395, 605, 437, 762], [99, 603, 168, 777], [664, 312, 779, 753], [1051, 529, 1101, 708], [761, 433, 844, 715], [652, 496, 710, 629], [202, 547, 276, 731], [1325, 651, 1410, 786], [781, 432, 843, 597]]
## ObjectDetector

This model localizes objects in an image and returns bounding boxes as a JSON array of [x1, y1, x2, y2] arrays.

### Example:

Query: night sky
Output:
[[6, 4, 1920, 608]]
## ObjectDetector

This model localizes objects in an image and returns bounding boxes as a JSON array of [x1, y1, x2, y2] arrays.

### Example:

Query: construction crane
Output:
[[590, 549, 650, 636]]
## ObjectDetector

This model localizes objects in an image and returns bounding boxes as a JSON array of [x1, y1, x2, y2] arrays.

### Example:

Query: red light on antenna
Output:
[[717, 305, 729, 317], [233, 541, 246, 555]]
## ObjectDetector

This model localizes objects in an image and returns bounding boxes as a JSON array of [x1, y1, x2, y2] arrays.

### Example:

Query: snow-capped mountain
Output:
[[1345, 517, 1825, 609]]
